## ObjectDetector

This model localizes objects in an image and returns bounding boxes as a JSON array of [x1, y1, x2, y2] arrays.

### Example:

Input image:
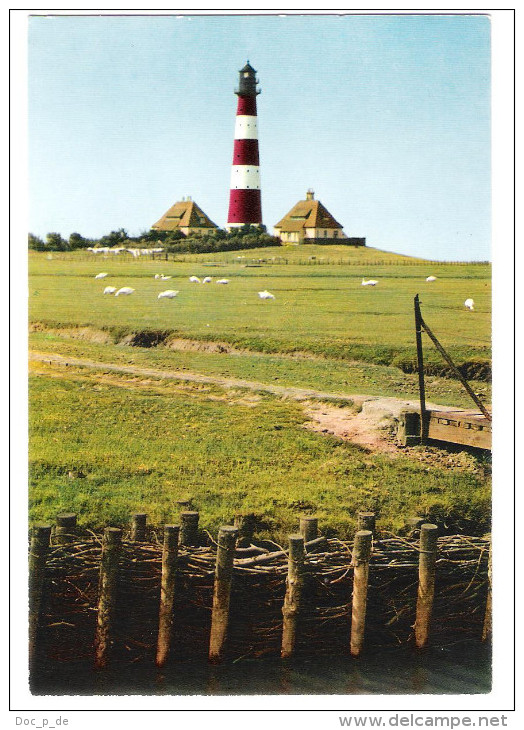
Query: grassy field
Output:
[[29, 331, 490, 410], [29, 248, 491, 368], [29, 363, 491, 538], [28, 246, 492, 535]]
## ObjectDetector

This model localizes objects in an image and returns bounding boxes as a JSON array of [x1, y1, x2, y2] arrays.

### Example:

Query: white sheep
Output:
[[103, 286, 117, 295], [362, 278, 378, 286], [464, 298, 475, 311], [189, 276, 201, 283], [426, 275, 437, 282], [216, 279, 229, 284], [258, 290, 275, 300], [203, 276, 212, 283], [158, 290, 179, 299], [115, 287, 135, 296], [95, 272, 108, 279]]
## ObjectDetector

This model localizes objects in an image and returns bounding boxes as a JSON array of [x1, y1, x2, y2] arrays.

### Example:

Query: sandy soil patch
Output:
[[303, 397, 425, 453]]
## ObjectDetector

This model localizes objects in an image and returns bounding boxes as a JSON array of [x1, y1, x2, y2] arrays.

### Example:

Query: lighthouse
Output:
[[227, 62, 262, 229]]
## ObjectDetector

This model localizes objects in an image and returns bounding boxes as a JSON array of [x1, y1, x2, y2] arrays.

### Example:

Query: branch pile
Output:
[[37, 532, 489, 665]]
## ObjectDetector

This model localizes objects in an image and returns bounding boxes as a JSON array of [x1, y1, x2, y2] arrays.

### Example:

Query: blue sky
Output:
[[28, 13, 491, 260]]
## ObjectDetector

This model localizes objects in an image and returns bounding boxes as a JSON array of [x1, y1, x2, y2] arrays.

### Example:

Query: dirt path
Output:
[[29, 350, 445, 454]]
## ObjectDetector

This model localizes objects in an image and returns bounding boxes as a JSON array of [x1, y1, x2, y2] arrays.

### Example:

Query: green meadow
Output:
[[29, 364, 491, 538], [28, 246, 492, 535], [30, 248, 491, 367]]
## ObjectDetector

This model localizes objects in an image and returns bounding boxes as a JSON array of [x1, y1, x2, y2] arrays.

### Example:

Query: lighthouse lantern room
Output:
[[227, 62, 263, 228]]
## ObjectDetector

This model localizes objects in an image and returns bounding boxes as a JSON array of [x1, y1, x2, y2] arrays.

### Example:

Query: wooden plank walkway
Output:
[[426, 408, 491, 450], [399, 407, 491, 450]]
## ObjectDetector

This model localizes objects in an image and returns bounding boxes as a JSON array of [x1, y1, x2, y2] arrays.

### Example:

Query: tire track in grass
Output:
[[29, 350, 455, 455], [29, 349, 365, 404]]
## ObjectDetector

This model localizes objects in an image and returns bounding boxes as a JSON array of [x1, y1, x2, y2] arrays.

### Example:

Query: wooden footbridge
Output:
[[398, 405, 492, 450], [397, 296, 491, 451]]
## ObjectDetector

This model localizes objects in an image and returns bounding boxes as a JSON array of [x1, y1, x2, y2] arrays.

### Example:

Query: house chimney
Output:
[[306, 189, 315, 200]]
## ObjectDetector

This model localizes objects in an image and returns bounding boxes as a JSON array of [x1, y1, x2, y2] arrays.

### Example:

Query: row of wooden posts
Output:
[[29, 510, 491, 670]]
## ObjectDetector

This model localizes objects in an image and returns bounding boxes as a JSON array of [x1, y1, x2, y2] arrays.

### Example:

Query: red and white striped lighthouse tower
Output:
[[227, 62, 262, 228]]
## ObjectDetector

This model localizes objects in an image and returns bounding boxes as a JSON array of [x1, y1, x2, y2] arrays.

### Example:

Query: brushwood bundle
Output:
[[33, 529, 490, 667]]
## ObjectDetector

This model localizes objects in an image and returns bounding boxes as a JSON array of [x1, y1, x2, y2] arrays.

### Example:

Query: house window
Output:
[[324, 230, 328, 237], [333, 231, 338, 239]]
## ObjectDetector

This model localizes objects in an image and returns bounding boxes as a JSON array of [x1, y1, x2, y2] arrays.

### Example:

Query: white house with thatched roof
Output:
[[152, 197, 218, 236]]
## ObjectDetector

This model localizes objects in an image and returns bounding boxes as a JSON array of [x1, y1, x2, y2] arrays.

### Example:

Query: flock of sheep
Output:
[[88, 247, 164, 257], [94, 271, 474, 310], [361, 274, 474, 310], [95, 272, 276, 301]]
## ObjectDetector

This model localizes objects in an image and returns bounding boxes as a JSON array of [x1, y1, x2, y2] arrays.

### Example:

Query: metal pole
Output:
[[419, 316, 491, 421], [414, 295, 427, 442]]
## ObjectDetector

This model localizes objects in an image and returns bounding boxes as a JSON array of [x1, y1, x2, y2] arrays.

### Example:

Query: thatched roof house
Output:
[[152, 197, 218, 236], [274, 190, 364, 245]]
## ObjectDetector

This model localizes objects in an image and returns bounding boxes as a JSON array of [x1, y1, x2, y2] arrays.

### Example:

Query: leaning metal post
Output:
[[414, 295, 427, 442], [419, 316, 491, 422]]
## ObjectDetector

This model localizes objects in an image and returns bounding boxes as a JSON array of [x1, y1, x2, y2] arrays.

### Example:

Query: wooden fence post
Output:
[[176, 498, 193, 512], [357, 512, 376, 534], [299, 516, 318, 543], [414, 523, 438, 649], [130, 513, 147, 542], [482, 541, 492, 641], [28, 524, 52, 667], [405, 516, 425, 535], [234, 513, 256, 547], [180, 511, 200, 547], [350, 530, 373, 657], [281, 534, 306, 659], [156, 525, 180, 668], [209, 525, 238, 663], [94, 527, 122, 669], [55, 513, 77, 545]]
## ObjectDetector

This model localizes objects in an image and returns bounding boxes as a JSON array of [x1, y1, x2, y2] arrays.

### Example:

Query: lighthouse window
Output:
[[244, 72, 249, 77]]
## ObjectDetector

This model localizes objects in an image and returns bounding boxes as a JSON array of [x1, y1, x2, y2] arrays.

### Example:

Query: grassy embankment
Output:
[[28, 247, 492, 535]]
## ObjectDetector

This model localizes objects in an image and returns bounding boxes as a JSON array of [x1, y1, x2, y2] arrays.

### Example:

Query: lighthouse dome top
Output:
[[235, 61, 260, 96], [240, 61, 256, 73]]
